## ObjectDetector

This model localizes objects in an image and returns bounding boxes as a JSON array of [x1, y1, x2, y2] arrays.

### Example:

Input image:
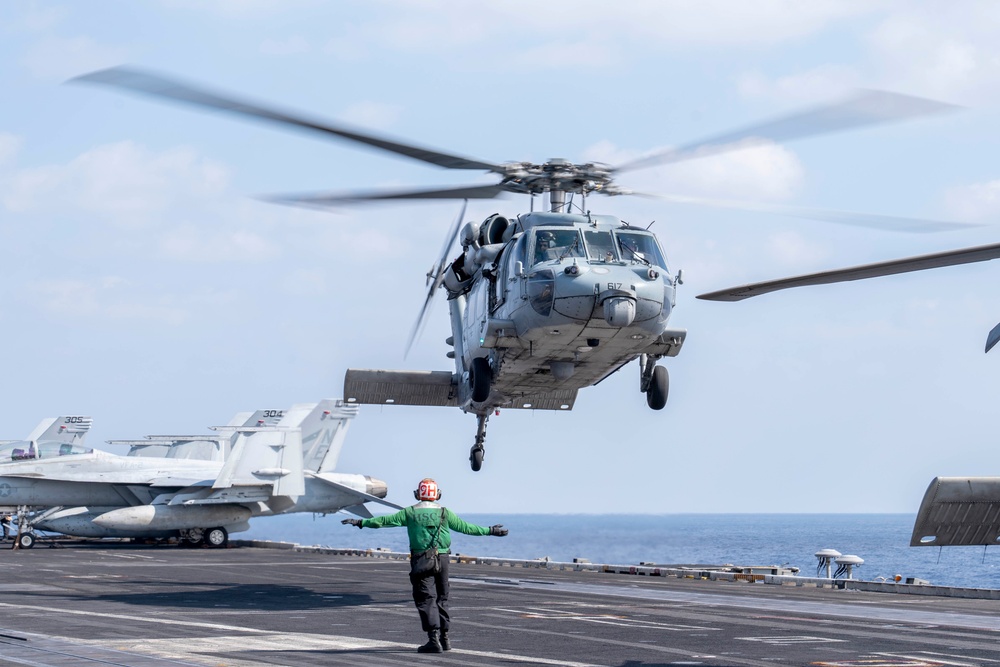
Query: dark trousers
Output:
[[409, 554, 450, 632]]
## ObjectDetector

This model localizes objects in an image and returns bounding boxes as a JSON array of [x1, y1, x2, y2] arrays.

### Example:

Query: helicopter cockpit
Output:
[[0, 441, 93, 462], [533, 229, 585, 265], [529, 226, 668, 270], [615, 230, 668, 271], [583, 230, 619, 263]]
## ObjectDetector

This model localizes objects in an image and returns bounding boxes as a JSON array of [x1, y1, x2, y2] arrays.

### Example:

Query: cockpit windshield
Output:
[[584, 230, 618, 262], [532, 228, 584, 265], [615, 231, 668, 270], [0, 441, 93, 462]]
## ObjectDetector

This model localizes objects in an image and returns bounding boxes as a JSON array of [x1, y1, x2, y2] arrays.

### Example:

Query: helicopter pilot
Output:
[[535, 230, 583, 264], [535, 231, 559, 263]]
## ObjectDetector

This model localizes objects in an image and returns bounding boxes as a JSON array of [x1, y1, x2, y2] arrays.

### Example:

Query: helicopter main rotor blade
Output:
[[70, 67, 504, 173], [630, 192, 979, 233], [615, 90, 959, 173], [697, 241, 1000, 303], [405, 199, 468, 358], [986, 322, 1000, 354], [263, 184, 505, 208]]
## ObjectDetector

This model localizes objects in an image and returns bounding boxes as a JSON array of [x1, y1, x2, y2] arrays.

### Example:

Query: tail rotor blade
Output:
[[405, 200, 468, 358]]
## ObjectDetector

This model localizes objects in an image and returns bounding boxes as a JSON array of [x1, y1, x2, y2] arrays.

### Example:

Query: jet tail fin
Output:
[[212, 405, 309, 498], [299, 399, 359, 473], [28, 416, 93, 445]]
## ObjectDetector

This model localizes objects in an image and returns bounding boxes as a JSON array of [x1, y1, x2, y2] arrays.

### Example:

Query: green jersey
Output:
[[360, 502, 490, 553]]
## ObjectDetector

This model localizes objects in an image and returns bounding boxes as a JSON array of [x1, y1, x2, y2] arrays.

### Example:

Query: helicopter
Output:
[[71, 67, 971, 470]]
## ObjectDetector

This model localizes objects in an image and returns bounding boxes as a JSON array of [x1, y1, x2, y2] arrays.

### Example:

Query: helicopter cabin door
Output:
[[491, 234, 525, 314]]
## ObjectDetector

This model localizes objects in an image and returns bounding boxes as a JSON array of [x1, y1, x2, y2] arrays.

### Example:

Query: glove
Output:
[[489, 524, 508, 537], [341, 519, 363, 529]]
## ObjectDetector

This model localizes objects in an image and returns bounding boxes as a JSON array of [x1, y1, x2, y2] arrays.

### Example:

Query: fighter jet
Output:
[[1, 400, 398, 548], [0, 415, 93, 460], [119, 408, 288, 461]]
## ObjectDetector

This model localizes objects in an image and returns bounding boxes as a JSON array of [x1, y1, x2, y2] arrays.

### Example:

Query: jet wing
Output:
[[342, 504, 374, 518], [345, 369, 458, 407], [311, 472, 404, 511], [1, 466, 220, 486], [910, 476, 1000, 546]]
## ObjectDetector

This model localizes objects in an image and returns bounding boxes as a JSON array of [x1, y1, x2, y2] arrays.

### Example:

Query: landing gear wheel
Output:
[[205, 527, 229, 548], [470, 357, 492, 403], [470, 446, 484, 472], [646, 365, 669, 410], [16, 532, 36, 550], [183, 529, 205, 547]]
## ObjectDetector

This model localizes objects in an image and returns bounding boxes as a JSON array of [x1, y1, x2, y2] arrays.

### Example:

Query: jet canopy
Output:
[[0, 441, 93, 462]]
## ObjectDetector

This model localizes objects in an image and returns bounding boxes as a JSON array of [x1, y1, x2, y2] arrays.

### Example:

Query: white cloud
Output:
[[337, 101, 403, 131], [159, 226, 278, 262], [160, 0, 322, 17], [943, 179, 1000, 223], [766, 230, 829, 268], [20, 36, 128, 81], [4, 4, 69, 32], [0, 133, 22, 167], [260, 35, 311, 56], [282, 268, 327, 296], [509, 40, 618, 70], [738, 66, 862, 104], [730, 4, 1000, 106], [583, 139, 805, 201], [26, 278, 188, 325], [306, 1, 879, 68], [2, 141, 231, 226]]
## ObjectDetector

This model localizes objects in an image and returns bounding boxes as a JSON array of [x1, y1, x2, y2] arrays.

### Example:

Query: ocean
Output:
[[242, 513, 1000, 589]]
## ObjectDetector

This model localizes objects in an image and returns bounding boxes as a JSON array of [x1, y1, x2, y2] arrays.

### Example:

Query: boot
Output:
[[439, 630, 451, 651], [417, 629, 443, 654]]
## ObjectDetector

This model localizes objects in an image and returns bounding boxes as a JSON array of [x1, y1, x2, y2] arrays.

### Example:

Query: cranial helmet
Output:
[[414, 477, 442, 501], [538, 231, 555, 245]]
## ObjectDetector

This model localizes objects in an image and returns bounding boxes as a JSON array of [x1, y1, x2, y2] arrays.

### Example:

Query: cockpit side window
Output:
[[584, 230, 618, 262], [532, 229, 583, 265], [616, 231, 668, 270]]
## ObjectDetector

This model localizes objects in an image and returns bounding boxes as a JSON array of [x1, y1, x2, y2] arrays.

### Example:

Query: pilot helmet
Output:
[[414, 477, 442, 501], [537, 231, 555, 246]]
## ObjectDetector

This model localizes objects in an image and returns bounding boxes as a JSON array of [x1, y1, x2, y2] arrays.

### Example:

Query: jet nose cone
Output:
[[365, 475, 388, 498]]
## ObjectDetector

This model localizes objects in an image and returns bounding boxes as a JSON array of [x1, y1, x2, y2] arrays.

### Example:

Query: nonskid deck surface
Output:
[[0, 542, 997, 667]]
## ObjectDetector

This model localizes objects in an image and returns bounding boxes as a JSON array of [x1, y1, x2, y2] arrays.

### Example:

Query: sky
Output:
[[2, 1, 1000, 515]]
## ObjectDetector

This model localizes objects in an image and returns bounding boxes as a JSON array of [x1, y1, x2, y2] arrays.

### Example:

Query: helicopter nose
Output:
[[365, 476, 389, 499], [600, 289, 637, 327]]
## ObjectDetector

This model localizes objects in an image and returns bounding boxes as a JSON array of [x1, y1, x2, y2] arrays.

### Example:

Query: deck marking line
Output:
[[83, 633, 604, 667]]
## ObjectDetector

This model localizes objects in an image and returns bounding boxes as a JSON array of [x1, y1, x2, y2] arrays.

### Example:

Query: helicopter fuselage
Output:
[[444, 211, 685, 414]]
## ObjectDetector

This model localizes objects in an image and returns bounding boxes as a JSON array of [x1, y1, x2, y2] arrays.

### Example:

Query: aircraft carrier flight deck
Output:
[[0, 540, 998, 667]]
